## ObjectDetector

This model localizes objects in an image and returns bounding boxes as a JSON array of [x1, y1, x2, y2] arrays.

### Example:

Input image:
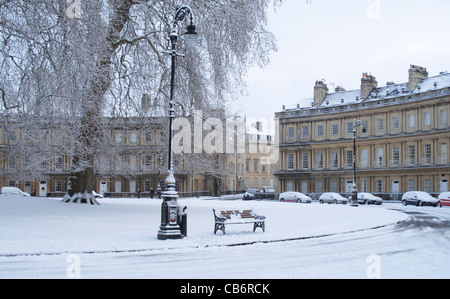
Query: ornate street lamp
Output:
[[157, 5, 200, 240], [351, 120, 367, 207]]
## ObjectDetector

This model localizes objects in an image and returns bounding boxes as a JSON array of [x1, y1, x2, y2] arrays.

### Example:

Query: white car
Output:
[[1, 187, 31, 197], [319, 192, 348, 204], [279, 192, 312, 203], [357, 192, 383, 205], [401, 191, 440, 207], [437, 192, 450, 207]]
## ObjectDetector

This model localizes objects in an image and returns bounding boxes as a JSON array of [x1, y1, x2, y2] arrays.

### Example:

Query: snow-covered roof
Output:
[[321, 89, 362, 107], [411, 72, 450, 94], [317, 72, 450, 108]]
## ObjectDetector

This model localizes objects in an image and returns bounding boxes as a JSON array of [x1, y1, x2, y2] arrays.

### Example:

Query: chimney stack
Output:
[[409, 65, 428, 91], [314, 80, 328, 107], [361, 73, 378, 99]]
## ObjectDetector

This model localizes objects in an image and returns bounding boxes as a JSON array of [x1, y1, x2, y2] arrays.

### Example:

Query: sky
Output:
[[231, 0, 450, 121]]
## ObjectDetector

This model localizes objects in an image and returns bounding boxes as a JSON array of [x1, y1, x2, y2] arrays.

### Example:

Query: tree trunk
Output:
[[63, 0, 134, 204]]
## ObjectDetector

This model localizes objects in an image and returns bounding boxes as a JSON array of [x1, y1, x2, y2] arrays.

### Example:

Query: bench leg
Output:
[[253, 221, 265, 232], [214, 223, 225, 235]]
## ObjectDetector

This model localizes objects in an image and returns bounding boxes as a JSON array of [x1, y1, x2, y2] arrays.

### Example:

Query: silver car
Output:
[[319, 192, 348, 204]]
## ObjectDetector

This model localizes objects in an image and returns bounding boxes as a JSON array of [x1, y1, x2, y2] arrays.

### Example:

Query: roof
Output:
[[288, 71, 450, 110]]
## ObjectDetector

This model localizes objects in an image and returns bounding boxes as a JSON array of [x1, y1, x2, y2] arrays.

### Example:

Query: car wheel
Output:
[[334, 199, 338, 204], [296, 199, 300, 203], [402, 200, 407, 206], [437, 202, 442, 208], [319, 200, 324, 204], [417, 200, 422, 207], [280, 198, 285, 202]]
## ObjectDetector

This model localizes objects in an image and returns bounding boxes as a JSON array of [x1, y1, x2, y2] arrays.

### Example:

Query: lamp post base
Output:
[[157, 172, 183, 240], [157, 226, 182, 240]]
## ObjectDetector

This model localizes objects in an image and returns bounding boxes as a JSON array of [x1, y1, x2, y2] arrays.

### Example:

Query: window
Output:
[[301, 181, 308, 193], [408, 145, 415, 164], [376, 148, 384, 166], [302, 153, 309, 169], [317, 125, 323, 137], [347, 122, 353, 134], [253, 160, 258, 172], [55, 181, 62, 192], [361, 149, 369, 168], [287, 127, 294, 139], [361, 180, 368, 192], [441, 143, 447, 164], [346, 150, 353, 168], [317, 152, 323, 169], [286, 181, 293, 192], [145, 131, 152, 143], [246, 160, 250, 172], [392, 147, 400, 165], [331, 151, 338, 168], [331, 180, 338, 193], [393, 117, 399, 130], [441, 109, 447, 124], [377, 119, 384, 131], [408, 114, 415, 128], [56, 157, 63, 170], [115, 181, 122, 193], [144, 181, 151, 192], [424, 179, 431, 193], [424, 112, 431, 126], [332, 124, 339, 136], [302, 126, 309, 138], [424, 144, 431, 164], [130, 132, 137, 143], [144, 155, 152, 169], [115, 132, 123, 143], [408, 179, 415, 191], [287, 154, 294, 170], [316, 181, 323, 193], [9, 155, 15, 169], [376, 180, 383, 193]]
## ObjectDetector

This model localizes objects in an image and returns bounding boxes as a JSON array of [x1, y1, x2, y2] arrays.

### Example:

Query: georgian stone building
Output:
[[0, 116, 228, 197], [275, 65, 450, 198]]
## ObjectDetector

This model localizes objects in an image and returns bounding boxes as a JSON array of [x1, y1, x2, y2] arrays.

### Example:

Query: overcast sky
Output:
[[231, 0, 450, 121]]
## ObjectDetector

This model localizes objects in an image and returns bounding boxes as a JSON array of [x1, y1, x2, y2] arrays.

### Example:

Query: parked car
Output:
[[437, 192, 450, 207], [279, 192, 312, 203], [356, 192, 383, 205], [243, 188, 260, 200], [401, 191, 440, 207], [1, 187, 31, 197], [319, 192, 348, 204]]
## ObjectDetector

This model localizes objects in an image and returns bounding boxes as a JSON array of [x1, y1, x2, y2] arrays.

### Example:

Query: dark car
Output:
[[243, 188, 261, 200]]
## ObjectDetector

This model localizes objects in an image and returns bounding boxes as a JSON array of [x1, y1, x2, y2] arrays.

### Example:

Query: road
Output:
[[1, 204, 449, 279]]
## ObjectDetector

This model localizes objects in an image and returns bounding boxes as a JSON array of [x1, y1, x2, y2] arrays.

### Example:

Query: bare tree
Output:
[[0, 0, 279, 204]]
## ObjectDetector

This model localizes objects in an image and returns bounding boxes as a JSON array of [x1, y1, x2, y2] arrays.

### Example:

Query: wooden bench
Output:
[[213, 209, 266, 235]]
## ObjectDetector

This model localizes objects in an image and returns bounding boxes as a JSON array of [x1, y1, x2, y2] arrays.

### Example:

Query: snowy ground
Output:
[[1, 195, 449, 279]]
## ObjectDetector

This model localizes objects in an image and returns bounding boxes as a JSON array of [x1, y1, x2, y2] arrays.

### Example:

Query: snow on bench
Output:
[[213, 209, 266, 235]]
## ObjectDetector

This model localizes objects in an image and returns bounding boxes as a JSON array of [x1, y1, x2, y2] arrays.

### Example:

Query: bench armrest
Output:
[[213, 209, 226, 222], [254, 214, 266, 220]]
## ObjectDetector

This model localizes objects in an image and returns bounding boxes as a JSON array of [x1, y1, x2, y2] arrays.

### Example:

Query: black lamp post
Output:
[[351, 120, 367, 207], [157, 5, 200, 240]]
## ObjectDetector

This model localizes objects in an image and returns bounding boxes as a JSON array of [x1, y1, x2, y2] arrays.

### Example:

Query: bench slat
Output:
[[213, 208, 265, 235]]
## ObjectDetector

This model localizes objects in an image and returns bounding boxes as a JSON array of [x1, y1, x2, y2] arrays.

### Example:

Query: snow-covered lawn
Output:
[[0, 196, 408, 256]]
